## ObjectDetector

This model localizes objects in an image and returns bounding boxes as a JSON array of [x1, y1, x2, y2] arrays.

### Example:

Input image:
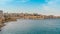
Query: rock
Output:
[[0, 29, 1, 31]]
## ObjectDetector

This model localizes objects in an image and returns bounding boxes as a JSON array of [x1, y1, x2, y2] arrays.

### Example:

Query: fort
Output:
[[0, 10, 60, 31]]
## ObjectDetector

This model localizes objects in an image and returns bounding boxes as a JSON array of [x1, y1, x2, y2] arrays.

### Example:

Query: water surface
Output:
[[0, 19, 60, 34]]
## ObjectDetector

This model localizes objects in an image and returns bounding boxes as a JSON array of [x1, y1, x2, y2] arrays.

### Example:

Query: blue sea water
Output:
[[0, 19, 60, 34]]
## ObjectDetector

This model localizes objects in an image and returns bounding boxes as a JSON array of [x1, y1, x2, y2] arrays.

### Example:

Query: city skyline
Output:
[[0, 0, 60, 16]]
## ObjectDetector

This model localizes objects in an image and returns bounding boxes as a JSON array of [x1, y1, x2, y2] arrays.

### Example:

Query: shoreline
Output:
[[0, 13, 60, 31], [0, 18, 60, 31]]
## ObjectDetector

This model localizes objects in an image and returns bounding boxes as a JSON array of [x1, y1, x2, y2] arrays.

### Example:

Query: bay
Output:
[[0, 19, 60, 34]]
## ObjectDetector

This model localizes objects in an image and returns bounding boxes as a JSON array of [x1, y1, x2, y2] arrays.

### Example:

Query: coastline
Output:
[[0, 13, 60, 31]]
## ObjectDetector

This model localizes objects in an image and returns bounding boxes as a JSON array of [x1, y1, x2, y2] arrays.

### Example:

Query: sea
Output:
[[0, 19, 60, 34]]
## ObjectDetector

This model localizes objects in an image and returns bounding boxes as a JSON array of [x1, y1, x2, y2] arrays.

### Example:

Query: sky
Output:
[[0, 0, 60, 15]]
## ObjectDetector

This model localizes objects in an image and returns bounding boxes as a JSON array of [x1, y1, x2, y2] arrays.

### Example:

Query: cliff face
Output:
[[0, 17, 5, 31]]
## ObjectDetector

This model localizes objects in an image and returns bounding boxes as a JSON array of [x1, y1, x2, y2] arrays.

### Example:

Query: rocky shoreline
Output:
[[0, 12, 60, 31]]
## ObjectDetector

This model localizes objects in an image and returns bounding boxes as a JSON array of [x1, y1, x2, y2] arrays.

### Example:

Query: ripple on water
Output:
[[0, 19, 60, 34]]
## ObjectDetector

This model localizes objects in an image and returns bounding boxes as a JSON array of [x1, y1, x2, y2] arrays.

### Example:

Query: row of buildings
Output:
[[0, 10, 60, 21], [0, 10, 60, 23], [0, 10, 60, 30], [3, 12, 60, 19]]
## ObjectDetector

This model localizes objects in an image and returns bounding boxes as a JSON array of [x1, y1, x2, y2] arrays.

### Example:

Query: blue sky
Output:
[[0, 0, 60, 15]]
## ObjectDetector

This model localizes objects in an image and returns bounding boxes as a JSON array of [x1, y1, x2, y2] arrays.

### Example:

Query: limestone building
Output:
[[0, 10, 5, 23], [0, 10, 3, 17]]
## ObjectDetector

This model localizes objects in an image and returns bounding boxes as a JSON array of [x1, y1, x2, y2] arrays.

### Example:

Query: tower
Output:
[[0, 10, 3, 17]]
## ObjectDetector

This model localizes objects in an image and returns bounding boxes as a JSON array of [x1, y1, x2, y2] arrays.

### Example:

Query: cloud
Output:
[[40, 0, 60, 15], [0, 0, 13, 5], [16, 0, 30, 3], [20, 0, 30, 2], [0, 0, 30, 5]]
